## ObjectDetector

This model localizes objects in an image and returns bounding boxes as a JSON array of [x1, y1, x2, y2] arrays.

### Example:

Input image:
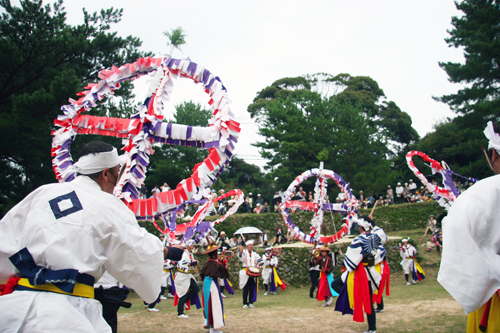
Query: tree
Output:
[[0, 0, 150, 215], [248, 82, 401, 196], [435, 0, 500, 118], [421, 0, 500, 181]]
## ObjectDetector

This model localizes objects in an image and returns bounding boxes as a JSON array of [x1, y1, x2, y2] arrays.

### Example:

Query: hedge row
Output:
[[139, 201, 445, 239]]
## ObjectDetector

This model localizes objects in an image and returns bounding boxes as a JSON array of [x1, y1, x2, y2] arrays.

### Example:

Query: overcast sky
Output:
[[34, 1, 466, 169]]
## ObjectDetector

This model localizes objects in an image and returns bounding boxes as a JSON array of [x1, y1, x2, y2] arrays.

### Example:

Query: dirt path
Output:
[[118, 286, 464, 333]]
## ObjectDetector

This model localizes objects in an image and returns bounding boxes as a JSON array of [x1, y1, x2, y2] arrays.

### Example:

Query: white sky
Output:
[[41, 1, 466, 170]]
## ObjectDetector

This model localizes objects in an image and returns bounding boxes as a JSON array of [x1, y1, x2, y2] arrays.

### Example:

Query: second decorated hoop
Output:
[[279, 164, 358, 244]]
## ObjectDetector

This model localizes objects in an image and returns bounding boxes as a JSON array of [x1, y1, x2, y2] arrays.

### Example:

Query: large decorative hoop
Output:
[[406, 151, 477, 210], [52, 56, 240, 218], [279, 164, 358, 244]]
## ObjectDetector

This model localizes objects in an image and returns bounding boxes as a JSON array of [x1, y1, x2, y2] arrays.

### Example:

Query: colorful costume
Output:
[[174, 249, 201, 315], [0, 176, 163, 333], [438, 173, 500, 333], [313, 248, 338, 306], [400, 242, 425, 284], [262, 250, 286, 294], [372, 226, 390, 310], [238, 248, 262, 306], [334, 230, 382, 332], [201, 259, 229, 331]]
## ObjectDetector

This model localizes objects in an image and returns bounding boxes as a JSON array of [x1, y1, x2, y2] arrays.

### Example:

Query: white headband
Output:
[[265, 247, 273, 252], [355, 216, 372, 230], [74, 148, 120, 175], [245, 240, 254, 246], [402, 238, 408, 242], [484, 121, 500, 152]]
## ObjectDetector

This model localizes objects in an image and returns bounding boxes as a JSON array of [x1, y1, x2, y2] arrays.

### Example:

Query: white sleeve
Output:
[[0, 187, 44, 284], [344, 245, 363, 272], [101, 203, 163, 304], [438, 176, 500, 314]]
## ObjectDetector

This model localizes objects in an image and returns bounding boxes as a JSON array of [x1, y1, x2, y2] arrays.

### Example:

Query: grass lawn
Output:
[[117, 268, 466, 333]]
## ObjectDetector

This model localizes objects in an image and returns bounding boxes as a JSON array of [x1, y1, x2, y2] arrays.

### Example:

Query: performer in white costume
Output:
[[399, 239, 417, 285], [0, 142, 165, 333], [262, 248, 278, 295], [238, 240, 263, 308], [438, 121, 500, 333], [174, 240, 201, 318]]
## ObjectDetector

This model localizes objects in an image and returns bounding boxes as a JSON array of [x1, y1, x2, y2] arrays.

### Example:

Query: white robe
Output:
[[438, 174, 500, 314], [400, 244, 416, 274], [174, 250, 196, 298], [162, 260, 175, 288], [0, 176, 163, 333], [238, 249, 262, 289], [262, 255, 278, 284]]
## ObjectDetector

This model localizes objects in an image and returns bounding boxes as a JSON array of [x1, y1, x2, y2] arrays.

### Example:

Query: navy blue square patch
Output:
[[49, 191, 83, 219]]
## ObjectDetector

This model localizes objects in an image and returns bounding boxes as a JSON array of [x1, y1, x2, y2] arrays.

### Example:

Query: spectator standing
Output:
[[408, 179, 417, 195], [387, 185, 394, 204], [160, 183, 170, 192], [395, 182, 404, 204]]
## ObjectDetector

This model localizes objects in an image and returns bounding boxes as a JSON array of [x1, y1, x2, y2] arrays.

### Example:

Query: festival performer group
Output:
[[0, 35, 497, 333]]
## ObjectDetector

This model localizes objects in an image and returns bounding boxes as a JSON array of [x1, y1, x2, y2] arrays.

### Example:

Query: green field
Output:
[[118, 268, 466, 333]]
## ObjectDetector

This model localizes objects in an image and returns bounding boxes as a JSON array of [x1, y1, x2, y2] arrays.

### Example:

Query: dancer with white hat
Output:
[[238, 240, 263, 308]]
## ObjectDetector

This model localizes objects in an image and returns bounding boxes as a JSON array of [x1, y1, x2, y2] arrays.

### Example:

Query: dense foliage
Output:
[[0, 0, 149, 215], [247, 74, 419, 195], [424, 0, 500, 180]]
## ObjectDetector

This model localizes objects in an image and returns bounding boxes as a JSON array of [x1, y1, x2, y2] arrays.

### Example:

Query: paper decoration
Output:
[[406, 150, 477, 210], [279, 164, 358, 244], [52, 56, 240, 218]]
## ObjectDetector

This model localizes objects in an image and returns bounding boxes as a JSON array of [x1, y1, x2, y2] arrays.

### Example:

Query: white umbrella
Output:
[[234, 226, 263, 235]]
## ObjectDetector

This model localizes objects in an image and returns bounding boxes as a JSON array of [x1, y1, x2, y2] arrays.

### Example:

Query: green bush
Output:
[[140, 201, 445, 239]]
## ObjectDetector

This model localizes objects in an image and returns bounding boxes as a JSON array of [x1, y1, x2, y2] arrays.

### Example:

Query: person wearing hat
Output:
[[174, 240, 201, 318], [408, 179, 417, 195], [216, 231, 230, 251], [256, 194, 265, 206], [253, 203, 262, 214], [238, 240, 263, 308], [262, 248, 285, 295], [399, 239, 424, 285], [333, 215, 382, 333], [245, 193, 253, 213], [395, 182, 404, 204], [438, 121, 500, 332], [424, 215, 436, 236], [312, 245, 337, 306], [0, 141, 167, 332], [200, 242, 229, 333]]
